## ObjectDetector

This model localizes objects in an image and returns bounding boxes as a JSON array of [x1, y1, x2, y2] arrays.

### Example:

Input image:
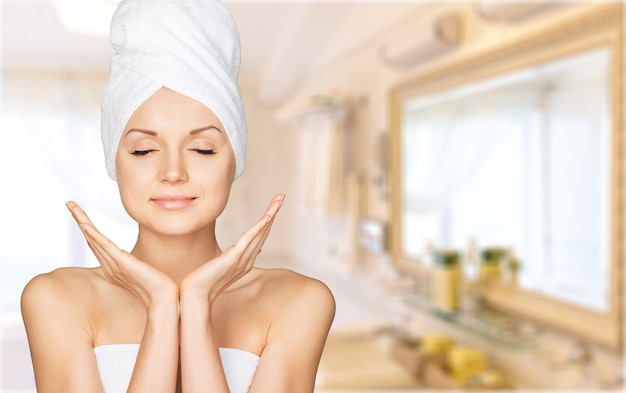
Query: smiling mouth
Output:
[[151, 196, 197, 210]]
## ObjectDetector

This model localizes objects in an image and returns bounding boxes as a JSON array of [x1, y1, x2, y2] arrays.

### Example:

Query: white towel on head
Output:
[[101, 0, 247, 180]]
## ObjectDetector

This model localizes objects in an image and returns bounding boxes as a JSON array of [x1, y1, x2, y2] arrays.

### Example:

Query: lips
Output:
[[151, 195, 196, 210]]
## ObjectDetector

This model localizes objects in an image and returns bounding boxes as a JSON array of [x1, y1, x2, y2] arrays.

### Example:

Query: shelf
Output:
[[402, 293, 538, 350]]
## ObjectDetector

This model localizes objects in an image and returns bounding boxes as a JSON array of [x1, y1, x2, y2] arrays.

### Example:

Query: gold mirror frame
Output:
[[389, 3, 623, 351]]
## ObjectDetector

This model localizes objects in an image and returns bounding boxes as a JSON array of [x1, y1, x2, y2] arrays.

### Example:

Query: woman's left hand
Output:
[[180, 193, 284, 304]]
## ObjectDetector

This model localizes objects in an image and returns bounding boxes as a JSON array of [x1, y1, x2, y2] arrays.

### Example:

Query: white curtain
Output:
[[297, 108, 347, 217], [400, 81, 535, 257], [401, 84, 534, 215], [3, 70, 115, 207], [2, 70, 136, 320]]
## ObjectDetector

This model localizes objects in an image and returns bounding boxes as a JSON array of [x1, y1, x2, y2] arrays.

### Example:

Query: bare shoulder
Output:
[[254, 268, 336, 319], [21, 267, 107, 371], [22, 267, 117, 390], [21, 267, 103, 318], [250, 268, 334, 387], [23, 267, 101, 298]]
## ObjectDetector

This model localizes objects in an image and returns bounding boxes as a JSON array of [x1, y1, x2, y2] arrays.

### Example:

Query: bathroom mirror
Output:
[[390, 4, 623, 351]]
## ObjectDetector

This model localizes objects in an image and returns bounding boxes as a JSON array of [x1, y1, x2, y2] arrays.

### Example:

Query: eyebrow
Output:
[[126, 125, 222, 136]]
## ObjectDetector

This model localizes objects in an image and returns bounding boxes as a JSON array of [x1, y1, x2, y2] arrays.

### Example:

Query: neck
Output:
[[130, 226, 221, 285]]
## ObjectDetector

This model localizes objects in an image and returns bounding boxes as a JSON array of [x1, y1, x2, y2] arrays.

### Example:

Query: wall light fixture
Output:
[[378, 12, 464, 70]]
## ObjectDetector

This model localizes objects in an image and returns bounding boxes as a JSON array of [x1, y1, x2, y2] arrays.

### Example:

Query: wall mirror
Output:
[[390, 4, 623, 351]]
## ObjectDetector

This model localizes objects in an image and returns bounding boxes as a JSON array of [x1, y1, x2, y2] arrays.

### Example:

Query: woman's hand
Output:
[[66, 201, 179, 309], [180, 193, 285, 304]]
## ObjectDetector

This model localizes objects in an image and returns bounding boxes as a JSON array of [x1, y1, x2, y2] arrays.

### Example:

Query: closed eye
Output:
[[131, 150, 156, 156], [193, 149, 215, 155]]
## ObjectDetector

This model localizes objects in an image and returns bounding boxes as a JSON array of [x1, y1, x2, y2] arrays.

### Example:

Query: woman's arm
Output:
[[249, 276, 335, 393], [76, 220, 181, 393], [22, 271, 106, 393], [179, 294, 230, 392], [26, 202, 182, 393], [22, 271, 180, 393], [179, 194, 283, 392], [128, 295, 180, 393]]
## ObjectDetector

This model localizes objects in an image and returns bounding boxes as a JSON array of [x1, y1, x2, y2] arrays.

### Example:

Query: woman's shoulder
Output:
[[253, 268, 335, 314], [21, 267, 105, 308], [24, 266, 102, 289], [21, 267, 109, 347], [251, 268, 335, 350]]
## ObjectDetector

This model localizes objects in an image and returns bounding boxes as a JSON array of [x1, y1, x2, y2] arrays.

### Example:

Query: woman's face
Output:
[[115, 87, 236, 236]]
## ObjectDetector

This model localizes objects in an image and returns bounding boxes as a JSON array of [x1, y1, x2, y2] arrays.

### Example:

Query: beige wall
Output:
[[232, 2, 616, 265]]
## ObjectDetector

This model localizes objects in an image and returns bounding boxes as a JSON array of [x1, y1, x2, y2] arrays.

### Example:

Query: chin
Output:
[[141, 213, 216, 237]]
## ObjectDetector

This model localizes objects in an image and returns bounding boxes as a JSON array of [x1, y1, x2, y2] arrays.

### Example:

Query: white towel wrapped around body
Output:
[[101, 0, 247, 180]]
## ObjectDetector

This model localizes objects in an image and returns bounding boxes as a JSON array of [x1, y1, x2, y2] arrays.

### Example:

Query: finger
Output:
[[244, 223, 270, 264], [67, 203, 120, 272], [66, 201, 96, 227], [264, 193, 285, 218], [254, 194, 283, 224], [79, 223, 121, 277], [76, 225, 118, 281], [67, 202, 102, 256], [268, 193, 285, 206], [73, 218, 107, 263], [250, 215, 275, 256], [234, 214, 270, 254], [238, 223, 270, 265], [236, 203, 280, 251], [247, 195, 284, 247], [259, 194, 284, 242], [80, 222, 136, 283], [232, 194, 284, 256], [241, 201, 282, 264], [81, 223, 127, 265], [251, 212, 277, 253]]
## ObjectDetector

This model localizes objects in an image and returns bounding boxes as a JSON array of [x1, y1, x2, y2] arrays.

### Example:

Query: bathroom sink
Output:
[[315, 329, 420, 390]]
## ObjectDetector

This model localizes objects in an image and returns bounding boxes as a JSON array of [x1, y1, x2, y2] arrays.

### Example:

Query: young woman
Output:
[[20, 1, 335, 392]]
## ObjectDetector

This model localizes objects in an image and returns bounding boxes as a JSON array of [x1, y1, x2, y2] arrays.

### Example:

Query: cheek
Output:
[[116, 174, 141, 220], [115, 153, 146, 217], [204, 148, 236, 187], [200, 160, 234, 199], [198, 155, 235, 213]]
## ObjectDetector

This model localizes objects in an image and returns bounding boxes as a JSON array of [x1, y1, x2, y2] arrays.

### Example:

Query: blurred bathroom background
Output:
[[2, 1, 626, 391]]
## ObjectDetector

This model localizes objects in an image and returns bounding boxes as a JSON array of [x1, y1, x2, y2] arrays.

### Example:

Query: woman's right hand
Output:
[[179, 193, 284, 305], [66, 201, 179, 309]]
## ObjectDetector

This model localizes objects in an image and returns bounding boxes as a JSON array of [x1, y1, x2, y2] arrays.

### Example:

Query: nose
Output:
[[159, 150, 188, 184]]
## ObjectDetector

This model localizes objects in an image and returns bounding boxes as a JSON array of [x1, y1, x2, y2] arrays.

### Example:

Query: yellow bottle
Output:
[[430, 249, 461, 312], [480, 247, 506, 281], [447, 346, 487, 383], [419, 334, 454, 356]]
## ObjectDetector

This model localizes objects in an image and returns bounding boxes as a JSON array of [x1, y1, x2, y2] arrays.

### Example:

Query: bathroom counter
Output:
[[315, 329, 420, 390]]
